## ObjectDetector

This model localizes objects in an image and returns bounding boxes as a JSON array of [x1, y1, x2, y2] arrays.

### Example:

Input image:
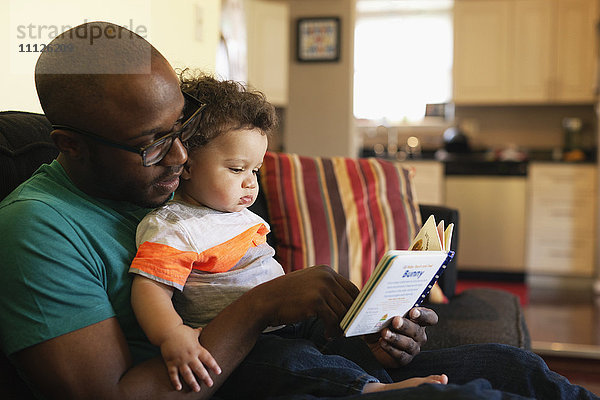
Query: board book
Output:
[[340, 215, 454, 337]]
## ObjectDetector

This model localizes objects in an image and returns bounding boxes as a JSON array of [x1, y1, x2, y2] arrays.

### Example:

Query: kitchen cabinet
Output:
[[554, 0, 599, 102], [453, 0, 598, 104], [445, 175, 527, 273], [400, 161, 445, 205], [246, 0, 289, 106], [526, 163, 597, 277], [453, 0, 512, 102]]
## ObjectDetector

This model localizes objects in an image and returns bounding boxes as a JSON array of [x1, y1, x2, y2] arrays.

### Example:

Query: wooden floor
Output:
[[541, 356, 600, 396], [523, 284, 600, 396]]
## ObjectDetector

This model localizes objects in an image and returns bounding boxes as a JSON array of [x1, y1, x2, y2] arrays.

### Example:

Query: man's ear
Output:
[[50, 129, 87, 160]]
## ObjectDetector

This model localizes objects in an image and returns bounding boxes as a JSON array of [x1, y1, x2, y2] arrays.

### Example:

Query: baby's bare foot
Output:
[[363, 374, 448, 393]]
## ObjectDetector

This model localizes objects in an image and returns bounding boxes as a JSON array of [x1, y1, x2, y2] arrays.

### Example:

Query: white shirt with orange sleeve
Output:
[[130, 200, 285, 328]]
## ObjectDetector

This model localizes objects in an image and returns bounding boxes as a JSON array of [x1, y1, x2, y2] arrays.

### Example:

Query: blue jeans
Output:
[[216, 319, 599, 399], [216, 319, 387, 399]]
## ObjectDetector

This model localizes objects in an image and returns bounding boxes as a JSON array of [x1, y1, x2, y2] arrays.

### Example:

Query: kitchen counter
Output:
[[360, 147, 596, 177], [444, 160, 527, 176], [379, 151, 599, 278]]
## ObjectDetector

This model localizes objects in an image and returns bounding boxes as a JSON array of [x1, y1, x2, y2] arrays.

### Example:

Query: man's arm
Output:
[[13, 265, 358, 399], [197, 265, 360, 397], [14, 317, 175, 399], [12, 287, 265, 400]]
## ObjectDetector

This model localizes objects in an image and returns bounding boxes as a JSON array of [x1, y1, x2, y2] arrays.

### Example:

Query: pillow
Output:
[[259, 152, 422, 288]]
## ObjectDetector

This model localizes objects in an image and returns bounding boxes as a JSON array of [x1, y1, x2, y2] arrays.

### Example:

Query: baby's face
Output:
[[180, 128, 267, 213]]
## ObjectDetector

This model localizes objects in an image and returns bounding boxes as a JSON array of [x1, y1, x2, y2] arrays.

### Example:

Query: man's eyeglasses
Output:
[[52, 91, 206, 167]]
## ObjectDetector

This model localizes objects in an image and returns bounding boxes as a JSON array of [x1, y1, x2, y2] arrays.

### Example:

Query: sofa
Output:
[[0, 111, 530, 399]]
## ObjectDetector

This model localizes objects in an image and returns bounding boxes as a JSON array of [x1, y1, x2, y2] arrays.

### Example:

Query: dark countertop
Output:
[[438, 152, 528, 176], [360, 148, 597, 176], [444, 160, 528, 176]]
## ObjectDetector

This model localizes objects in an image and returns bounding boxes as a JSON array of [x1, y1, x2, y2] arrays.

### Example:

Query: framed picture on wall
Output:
[[296, 17, 340, 62]]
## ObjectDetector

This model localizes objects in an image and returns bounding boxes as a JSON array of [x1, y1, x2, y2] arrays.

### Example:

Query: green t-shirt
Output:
[[0, 160, 158, 364]]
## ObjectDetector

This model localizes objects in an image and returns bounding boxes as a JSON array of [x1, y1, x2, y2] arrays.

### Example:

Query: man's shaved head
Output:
[[35, 21, 165, 127]]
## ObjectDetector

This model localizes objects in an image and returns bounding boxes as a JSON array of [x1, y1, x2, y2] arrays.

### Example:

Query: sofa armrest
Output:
[[419, 204, 459, 298]]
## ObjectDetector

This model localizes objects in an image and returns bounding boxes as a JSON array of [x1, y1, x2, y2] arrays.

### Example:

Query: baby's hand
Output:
[[160, 325, 221, 392]]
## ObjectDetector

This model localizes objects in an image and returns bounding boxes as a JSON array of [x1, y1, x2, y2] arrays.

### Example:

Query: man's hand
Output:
[[364, 307, 438, 368], [252, 265, 359, 338]]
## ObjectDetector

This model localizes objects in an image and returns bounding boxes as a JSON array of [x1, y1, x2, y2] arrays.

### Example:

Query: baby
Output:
[[129, 73, 447, 396]]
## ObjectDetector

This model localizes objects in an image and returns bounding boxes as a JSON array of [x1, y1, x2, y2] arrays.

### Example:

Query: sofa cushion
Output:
[[0, 111, 57, 200], [259, 151, 422, 288], [424, 288, 531, 350]]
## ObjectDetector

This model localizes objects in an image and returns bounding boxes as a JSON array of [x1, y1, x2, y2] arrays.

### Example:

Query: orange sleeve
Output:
[[130, 242, 197, 288]]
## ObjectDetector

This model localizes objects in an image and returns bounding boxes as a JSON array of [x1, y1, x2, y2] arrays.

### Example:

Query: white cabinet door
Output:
[[526, 163, 597, 277], [400, 161, 445, 205], [445, 176, 527, 272], [453, 0, 512, 103], [512, 0, 553, 102], [554, 0, 598, 102]]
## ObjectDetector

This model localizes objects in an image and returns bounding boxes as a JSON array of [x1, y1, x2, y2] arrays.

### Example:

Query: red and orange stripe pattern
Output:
[[131, 223, 269, 288], [260, 152, 421, 288]]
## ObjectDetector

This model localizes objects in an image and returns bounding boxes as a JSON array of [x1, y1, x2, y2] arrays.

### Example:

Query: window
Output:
[[354, 0, 453, 123]]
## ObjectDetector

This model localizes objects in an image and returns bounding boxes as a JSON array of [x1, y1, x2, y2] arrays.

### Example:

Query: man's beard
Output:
[[87, 159, 178, 208]]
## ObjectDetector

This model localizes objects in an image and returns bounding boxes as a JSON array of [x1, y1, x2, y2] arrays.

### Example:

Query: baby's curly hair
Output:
[[179, 69, 278, 150]]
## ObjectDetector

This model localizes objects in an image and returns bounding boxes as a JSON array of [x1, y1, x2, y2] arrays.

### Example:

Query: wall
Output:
[[286, 0, 358, 157], [1, 0, 221, 113], [455, 105, 597, 151]]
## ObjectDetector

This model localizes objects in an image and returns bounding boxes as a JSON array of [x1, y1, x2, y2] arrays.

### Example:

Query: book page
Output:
[[409, 215, 442, 251], [437, 220, 445, 251], [444, 223, 454, 252]]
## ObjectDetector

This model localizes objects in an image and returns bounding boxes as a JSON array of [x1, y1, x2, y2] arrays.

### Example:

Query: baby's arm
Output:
[[131, 275, 221, 392]]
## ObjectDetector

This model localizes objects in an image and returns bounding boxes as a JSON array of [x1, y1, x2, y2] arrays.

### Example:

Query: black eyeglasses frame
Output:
[[52, 91, 206, 167]]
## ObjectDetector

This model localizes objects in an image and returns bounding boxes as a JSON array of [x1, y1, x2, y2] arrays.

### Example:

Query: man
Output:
[[0, 21, 434, 399], [0, 22, 596, 400]]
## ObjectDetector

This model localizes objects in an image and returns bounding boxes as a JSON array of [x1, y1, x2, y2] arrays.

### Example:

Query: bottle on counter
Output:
[[562, 117, 585, 162]]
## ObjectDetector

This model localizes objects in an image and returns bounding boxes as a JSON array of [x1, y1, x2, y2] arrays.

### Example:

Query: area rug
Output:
[[456, 280, 529, 305]]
